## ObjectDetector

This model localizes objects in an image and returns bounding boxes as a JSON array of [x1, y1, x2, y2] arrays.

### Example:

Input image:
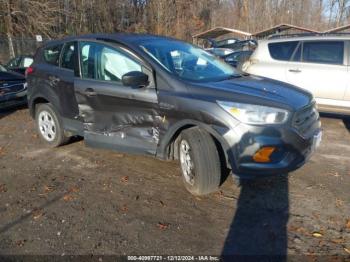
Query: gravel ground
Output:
[[0, 108, 349, 260]]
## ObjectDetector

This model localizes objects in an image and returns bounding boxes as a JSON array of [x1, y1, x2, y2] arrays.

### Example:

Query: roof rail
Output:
[[267, 32, 350, 39]]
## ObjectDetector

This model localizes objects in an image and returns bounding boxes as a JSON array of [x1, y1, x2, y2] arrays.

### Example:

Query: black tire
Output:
[[178, 127, 221, 195], [35, 103, 70, 147]]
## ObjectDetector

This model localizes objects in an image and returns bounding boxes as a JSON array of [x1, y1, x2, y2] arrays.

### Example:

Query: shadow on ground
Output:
[[0, 193, 66, 235], [343, 118, 350, 132], [320, 112, 350, 133], [222, 175, 289, 261]]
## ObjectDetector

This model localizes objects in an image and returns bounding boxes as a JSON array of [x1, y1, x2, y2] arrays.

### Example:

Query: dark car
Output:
[[222, 50, 253, 68], [207, 49, 253, 68], [206, 38, 239, 48], [219, 39, 257, 51], [27, 34, 321, 196], [5, 55, 33, 75], [206, 48, 234, 57], [0, 64, 27, 110]]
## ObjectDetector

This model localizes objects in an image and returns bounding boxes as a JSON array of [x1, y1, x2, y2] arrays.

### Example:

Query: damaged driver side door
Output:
[[74, 40, 160, 155]]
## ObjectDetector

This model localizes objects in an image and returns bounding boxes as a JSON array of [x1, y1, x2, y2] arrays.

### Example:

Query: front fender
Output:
[[156, 119, 234, 168]]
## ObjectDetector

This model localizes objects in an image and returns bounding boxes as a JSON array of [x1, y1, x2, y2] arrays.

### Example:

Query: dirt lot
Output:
[[0, 108, 349, 259]]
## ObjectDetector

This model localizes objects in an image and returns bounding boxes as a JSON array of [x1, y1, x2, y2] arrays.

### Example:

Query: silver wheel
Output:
[[38, 110, 56, 142], [180, 139, 195, 185]]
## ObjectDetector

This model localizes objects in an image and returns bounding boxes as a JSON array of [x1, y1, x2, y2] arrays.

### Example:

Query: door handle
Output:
[[288, 69, 301, 73], [84, 88, 97, 97]]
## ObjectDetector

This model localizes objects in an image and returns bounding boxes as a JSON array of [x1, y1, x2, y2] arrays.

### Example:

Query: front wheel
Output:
[[178, 127, 221, 195]]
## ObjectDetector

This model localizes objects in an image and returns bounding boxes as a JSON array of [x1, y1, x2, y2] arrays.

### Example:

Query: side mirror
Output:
[[122, 71, 149, 88]]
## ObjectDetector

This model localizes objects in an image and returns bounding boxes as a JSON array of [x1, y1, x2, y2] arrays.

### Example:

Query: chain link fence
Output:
[[0, 37, 47, 64]]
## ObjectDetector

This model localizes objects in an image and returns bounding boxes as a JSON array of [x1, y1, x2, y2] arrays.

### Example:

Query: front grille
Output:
[[0, 82, 25, 95], [292, 102, 319, 138]]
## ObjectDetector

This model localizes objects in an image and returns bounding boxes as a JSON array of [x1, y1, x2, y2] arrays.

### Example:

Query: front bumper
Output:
[[215, 120, 321, 178], [0, 89, 27, 110]]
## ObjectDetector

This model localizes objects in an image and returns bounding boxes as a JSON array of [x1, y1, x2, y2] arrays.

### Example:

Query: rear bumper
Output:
[[214, 120, 321, 178]]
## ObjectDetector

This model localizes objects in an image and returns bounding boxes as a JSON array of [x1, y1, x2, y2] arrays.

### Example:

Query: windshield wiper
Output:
[[224, 74, 242, 80]]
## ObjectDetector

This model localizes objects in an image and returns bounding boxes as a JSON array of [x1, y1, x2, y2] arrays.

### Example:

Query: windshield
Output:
[[0, 64, 6, 72], [140, 40, 239, 82]]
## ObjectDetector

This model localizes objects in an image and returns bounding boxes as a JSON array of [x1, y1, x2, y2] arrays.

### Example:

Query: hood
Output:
[[0, 71, 25, 81], [189, 74, 312, 111]]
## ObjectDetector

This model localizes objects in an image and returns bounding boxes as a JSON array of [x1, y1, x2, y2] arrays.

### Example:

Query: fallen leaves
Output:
[[62, 186, 80, 202], [120, 204, 128, 212], [44, 185, 54, 193], [215, 190, 238, 200], [335, 198, 344, 208], [312, 232, 323, 238], [32, 208, 44, 220], [121, 176, 129, 183], [331, 238, 345, 244], [63, 194, 75, 202], [113, 153, 124, 158], [157, 222, 169, 230], [16, 239, 27, 247], [327, 171, 340, 177], [0, 184, 7, 193], [68, 186, 80, 193], [346, 219, 350, 229], [288, 225, 311, 236], [0, 147, 5, 157]]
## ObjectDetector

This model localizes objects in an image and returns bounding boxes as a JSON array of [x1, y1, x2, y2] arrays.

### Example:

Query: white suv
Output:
[[243, 35, 350, 115]]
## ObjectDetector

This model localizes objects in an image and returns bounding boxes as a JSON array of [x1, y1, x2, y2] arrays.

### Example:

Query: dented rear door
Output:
[[75, 40, 159, 155]]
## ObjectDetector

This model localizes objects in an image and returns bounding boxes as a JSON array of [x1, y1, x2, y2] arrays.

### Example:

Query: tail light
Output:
[[25, 66, 34, 78]]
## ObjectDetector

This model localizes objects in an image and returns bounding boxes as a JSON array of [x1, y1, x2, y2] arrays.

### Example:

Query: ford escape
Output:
[[27, 34, 321, 195]]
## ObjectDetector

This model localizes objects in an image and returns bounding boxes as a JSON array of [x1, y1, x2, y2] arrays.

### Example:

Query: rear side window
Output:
[[302, 41, 344, 65], [268, 41, 298, 61], [43, 44, 62, 66]]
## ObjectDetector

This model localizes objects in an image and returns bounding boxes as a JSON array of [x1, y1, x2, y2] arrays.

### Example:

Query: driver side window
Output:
[[79, 41, 142, 83]]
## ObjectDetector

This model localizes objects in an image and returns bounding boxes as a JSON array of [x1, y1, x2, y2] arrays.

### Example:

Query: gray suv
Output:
[[27, 34, 321, 195]]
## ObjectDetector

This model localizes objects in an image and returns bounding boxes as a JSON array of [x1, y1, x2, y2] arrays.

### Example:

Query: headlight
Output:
[[217, 101, 289, 124]]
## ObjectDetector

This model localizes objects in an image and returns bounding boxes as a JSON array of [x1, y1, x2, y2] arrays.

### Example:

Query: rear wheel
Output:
[[35, 103, 70, 147], [178, 127, 221, 195]]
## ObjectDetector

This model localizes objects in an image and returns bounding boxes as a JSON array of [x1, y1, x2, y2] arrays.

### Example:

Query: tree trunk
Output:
[[4, 0, 15, 58]]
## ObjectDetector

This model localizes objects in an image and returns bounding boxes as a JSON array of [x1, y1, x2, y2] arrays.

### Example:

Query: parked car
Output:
[[215, 38, 240, 47], [219, 39, 257, 51], [213, 50, 253, 68], [223, 50, 253, 68], [207, 49, 252, 68], [206, 48, 234, 57], [5, 55, 33, 75], [243, 35, 350, 115], [27, 34, 321, 195], [0, 64, 27, 109], [206, 38, 239, 48]]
